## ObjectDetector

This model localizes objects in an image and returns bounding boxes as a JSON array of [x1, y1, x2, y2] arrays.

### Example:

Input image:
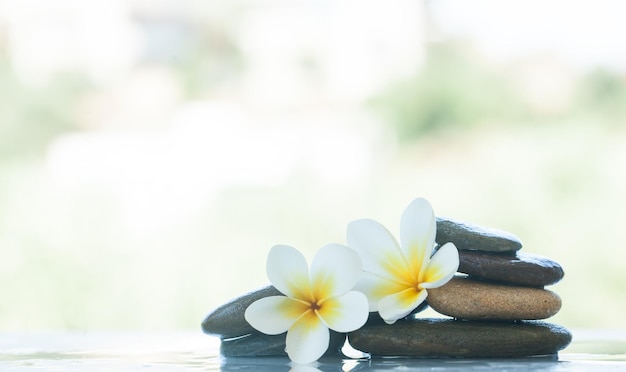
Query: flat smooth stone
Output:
[[221, 331, 346, 357], [202, 285, 281, 338], [349, 318, 572, 358], [427, 277, 561, 320], [436, 217, 522, 253], [458, 251, 565, 287], [203, 286, 429, 338]]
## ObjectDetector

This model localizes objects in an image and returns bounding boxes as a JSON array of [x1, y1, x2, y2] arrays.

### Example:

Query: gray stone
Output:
[[221, 331, 346, 357], [349, 318, 572, 358], [436, 217, 522, 253], [427, 276, 561, 321], [202, 285, 429, 339], [458, 251, 564, 287], [202, 285, 281, 338]]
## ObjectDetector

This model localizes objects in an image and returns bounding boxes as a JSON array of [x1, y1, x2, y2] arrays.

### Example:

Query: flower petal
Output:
[[317, 291, 368, 333], [400, 198, 436, 279], [420, 242, 459, 289], [244, 296, 309, 335], [309, 244, 362, 302], [286, 311, 330, 364], [354, 271, 410, 312], [267, 245, 312, 301], [347, 218, 411, 284], [378, 287, 428, 324]]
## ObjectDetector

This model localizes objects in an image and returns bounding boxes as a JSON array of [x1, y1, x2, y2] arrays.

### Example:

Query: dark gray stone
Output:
[[220, 331, 346, 357], [436, 217, 522, 253], [458, 251, 564, 287], [349, 318, 572, 358], [202, 285, 281, 338], [202, 285, 429, 339]]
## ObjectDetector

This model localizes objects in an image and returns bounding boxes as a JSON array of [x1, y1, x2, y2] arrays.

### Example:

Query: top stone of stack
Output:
[[436, 217, 522, 253]]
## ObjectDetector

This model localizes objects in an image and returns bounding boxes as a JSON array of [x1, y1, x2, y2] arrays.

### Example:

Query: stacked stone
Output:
[[201, 286, 348, 357], [202, 217, 572, 358], [428, 217, 564, 321], [349, 217, 571, 358]]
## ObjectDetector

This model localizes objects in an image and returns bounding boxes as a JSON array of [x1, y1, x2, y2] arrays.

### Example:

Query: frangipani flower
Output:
[[347, 198, 459, 324], [244, 244, 369, 364]]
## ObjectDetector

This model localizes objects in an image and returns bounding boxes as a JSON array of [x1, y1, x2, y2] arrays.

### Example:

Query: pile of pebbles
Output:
[[202, 217, 572, 358]]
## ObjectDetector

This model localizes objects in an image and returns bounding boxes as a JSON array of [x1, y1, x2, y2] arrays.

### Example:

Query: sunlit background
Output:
[[1, 0, 625, 331]]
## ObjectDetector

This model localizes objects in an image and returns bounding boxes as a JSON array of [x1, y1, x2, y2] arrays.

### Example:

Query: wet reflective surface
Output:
[[1, 330, 625, 371]]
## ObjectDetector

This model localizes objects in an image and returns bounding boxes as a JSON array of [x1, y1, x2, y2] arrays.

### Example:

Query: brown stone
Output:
[[220, 330, 346, 357], [458, 251, 564, 287], [349, 318, 572, 358], [427, 276, 561, 320], [436, 217, 522, 253], [202, 285, 281, 338]]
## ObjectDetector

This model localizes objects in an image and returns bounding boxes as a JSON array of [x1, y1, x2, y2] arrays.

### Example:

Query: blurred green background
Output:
[[1, 0, 625, 330]]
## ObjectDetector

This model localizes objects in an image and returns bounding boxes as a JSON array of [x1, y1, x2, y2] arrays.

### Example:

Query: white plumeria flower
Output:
[[347, 198, 459, 324], [244, 244, 369, 364]]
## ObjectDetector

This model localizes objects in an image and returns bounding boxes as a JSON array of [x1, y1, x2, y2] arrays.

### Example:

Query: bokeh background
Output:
[[1, 0, 625, 331]]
